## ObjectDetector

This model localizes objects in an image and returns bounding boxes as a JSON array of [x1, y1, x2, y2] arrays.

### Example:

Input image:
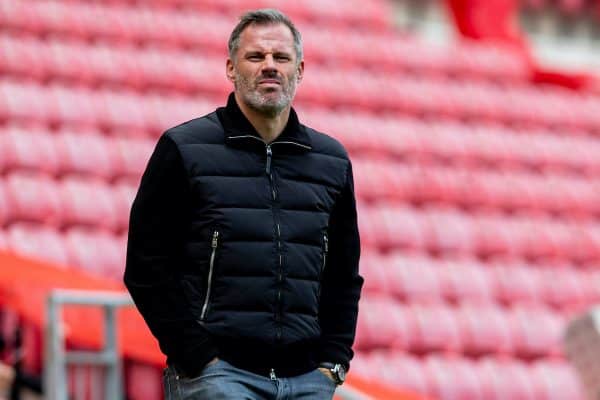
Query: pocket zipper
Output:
[[200, 231, 219, 320], [318, 234, 328, 298]]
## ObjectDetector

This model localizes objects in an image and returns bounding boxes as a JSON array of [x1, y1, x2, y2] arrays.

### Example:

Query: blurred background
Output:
[[1, 0, 600, 399]]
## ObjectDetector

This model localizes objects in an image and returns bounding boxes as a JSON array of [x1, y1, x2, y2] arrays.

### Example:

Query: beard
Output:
[[234, 68, 299, 117]]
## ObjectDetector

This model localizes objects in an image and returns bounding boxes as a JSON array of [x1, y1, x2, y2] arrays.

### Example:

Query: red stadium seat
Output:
[[411, 303, 462, 353], [58, 178, 120, 231], [1, 125, 60, 175], [509, 305, 564, 358], [384, 253, 443, 303], [423, 355, 483, 400], [4, 172, 62, 226], [64, 227, 125, 280], [456, 304, 513, 356], [54, 131, 121, 180], [530, 360, 585, 400], [477, 357, 536, 400], [6, 223, 70, 267]]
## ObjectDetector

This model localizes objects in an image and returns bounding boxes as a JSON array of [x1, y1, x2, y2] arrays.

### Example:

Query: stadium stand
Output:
[[1, 0, 599, 398]]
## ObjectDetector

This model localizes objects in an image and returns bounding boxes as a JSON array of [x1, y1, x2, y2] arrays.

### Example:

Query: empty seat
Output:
[[423, 355, 483, 400], [6, 223, 70, 267], [530, 360, 585, 400], [509, 305, 564, 358], [54, 132, 121, 180], [1, 125, 61, 174], [58, 178, 120, 231], [64, 227, 125, 280], [4, 172, 62, 226], [411, 303, 462, 353], [355, 296, 416, 351], [477, 357, 536, 400], [456, 304, 513, 356]]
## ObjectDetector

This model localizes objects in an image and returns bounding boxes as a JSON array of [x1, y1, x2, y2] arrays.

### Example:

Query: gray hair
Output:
[[228, 9, 303, 64]]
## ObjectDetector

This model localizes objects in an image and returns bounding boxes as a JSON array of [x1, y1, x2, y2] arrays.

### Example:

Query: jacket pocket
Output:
[[200, 230, 220, 321], [317, 233, 328, 299]]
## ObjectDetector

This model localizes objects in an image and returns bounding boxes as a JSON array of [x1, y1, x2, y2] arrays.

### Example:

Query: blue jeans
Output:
[[163, 359, 337, 400]]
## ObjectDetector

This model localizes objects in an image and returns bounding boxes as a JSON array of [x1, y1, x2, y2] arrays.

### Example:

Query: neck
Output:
[[235, 92, 291, 143]]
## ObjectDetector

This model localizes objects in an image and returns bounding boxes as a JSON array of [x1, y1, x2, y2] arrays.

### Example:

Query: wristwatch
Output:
[[319, 362, 346, 385]]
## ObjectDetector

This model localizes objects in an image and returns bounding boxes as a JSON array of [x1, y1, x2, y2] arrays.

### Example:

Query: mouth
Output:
[[258, 79, 281, 85]]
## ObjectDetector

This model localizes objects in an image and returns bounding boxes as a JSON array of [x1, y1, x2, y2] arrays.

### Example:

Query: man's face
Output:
[[227, 23, 304, 116]]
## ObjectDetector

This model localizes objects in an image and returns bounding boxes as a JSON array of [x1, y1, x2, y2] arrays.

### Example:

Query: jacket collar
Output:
[[217, 93, 312, 151]]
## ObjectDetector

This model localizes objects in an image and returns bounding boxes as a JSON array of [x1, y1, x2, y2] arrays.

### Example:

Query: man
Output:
[[125, 9, 363, 400]]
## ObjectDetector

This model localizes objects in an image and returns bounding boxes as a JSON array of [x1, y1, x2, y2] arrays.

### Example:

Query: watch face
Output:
[[335, 365, 346, 382]]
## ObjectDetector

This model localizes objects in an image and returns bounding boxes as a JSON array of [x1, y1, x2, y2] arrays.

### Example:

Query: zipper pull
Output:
[[266, 145, 272, 175], [270, 368, 277, 380], [212, 231, 219, 248], [324, 234, 329, 254]]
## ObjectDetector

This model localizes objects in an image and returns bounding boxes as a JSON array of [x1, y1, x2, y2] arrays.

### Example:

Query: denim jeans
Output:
[[163, 359, 337, 400]]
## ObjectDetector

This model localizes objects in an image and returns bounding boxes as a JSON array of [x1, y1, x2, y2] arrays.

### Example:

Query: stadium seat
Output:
[[384, 253, 443, 303], [5, 223, 70, 267], [411, 303, 462, 353], [54, 132, 121, 180], [530, 360, 585, 400], [1, 125, 60, 175], [64, 227, 125, 280], [456, 304, 513, 356], [477, 357, 536, 400], [4, 172, 62, 226], [58, 178, 120, 231], [423, 355, 484, 400], [509, 305, 564, 358]]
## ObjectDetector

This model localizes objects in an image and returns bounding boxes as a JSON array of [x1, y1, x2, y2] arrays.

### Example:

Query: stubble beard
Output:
[[234, 69, 298, 117]]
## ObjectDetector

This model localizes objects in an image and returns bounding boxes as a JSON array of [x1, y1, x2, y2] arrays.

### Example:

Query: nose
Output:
[[261, 54, 277, 73]]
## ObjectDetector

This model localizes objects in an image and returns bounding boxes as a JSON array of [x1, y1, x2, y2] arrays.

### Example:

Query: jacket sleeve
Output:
[[318, 160, 364, 371], [124, 134, 218, 376]]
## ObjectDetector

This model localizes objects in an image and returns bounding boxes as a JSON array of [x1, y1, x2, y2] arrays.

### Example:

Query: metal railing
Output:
[[44, 290, 133, 400]]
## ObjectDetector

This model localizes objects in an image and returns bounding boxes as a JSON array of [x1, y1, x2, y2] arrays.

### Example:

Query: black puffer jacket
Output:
[[125, 94, 363, 378]]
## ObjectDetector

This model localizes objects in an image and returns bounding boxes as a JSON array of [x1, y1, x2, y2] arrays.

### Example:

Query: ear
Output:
[[226, 58, 235, 82], [296, 60, 304, 83]]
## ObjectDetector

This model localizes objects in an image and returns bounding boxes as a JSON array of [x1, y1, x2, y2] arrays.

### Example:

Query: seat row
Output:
[[361, 251, 600, 309], [359, 204, 600, 263], [0, 172, 136, 232], [0, 0, 526, 81], [353, 157, 600, 217], [0, 126, 154, 180], [355, 295, 567, 359], [0, 80, 218, 134], [300, 108, 600, 176], [0, 223, 126, 281], [352, 351, 585, 400]]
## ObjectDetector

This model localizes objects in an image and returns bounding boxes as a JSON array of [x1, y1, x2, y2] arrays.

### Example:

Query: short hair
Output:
[[228, 9, 303, 63]]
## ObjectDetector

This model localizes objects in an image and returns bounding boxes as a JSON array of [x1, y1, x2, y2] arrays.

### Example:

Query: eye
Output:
[[275, 55, 291, 62], [247, 54, 264, 61]]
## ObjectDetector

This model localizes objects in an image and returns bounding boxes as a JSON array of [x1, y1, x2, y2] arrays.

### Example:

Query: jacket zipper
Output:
[[200, 230, 219, 320], [318, 234, 328, 298]]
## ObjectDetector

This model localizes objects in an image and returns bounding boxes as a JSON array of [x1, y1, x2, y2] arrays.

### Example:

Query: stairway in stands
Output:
[[1, 0, 598, 398]]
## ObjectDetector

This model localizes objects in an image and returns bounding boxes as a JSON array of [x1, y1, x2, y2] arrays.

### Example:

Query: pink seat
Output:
[[441, 259, 495, 303], [111, 181, 138, 232], [1, 125, 60, 174], [530, 360, 585, 400], [355, 296, 416, 351], [385, 253, 443, 303], [58, 178, 120, 231], [424, 355, 483, 400], [509, 305, 564, 358], [477, 357, 536, 400], [491, 262, 543, 306], [368, 351, 430, 395], [4, 172, 62, 226], [64, 227, 125, 280], [539, 266, 588, 308], [456, 303, 513, 356], [6, 223, 70, 267], [411, 303, 462, 353], [112, 137, 154, 181], [55, 131, 120, 180]]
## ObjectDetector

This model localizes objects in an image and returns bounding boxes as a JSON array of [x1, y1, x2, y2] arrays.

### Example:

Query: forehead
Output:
[[237, 23, 295, 54]]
